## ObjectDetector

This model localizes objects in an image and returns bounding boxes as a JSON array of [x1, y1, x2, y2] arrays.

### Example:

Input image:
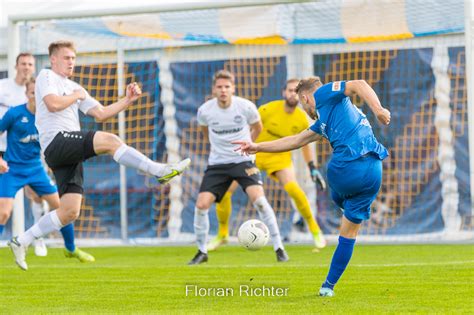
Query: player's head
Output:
[[15, 53, 35, 83], [25, 77, 36, 109], [296, 76, 323, 120], [49, 40, 77, 77], [212, 70, 235, 105], [282, 78, 299, 108]]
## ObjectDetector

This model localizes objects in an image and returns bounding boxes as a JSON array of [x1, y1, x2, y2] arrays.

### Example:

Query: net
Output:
[[2, 0, 471, 243]]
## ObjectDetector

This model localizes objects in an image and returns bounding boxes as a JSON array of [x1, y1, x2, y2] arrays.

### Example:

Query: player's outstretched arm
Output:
[[88, 82, 142, 122], [344, 80, 391, 125], [233, 129, 321, 155]]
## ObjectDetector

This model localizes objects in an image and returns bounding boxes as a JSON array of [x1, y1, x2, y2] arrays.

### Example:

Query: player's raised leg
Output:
[[246, 185, 289, 262], [94, 131, 190, 184]]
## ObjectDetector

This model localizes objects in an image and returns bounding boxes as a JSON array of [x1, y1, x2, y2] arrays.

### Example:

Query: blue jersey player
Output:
[[233, 77, 391, 297], [0, 78, 94, 269]]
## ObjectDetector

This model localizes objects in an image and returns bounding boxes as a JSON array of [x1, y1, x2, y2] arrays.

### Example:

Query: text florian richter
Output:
[[185, 285, 289, 297]]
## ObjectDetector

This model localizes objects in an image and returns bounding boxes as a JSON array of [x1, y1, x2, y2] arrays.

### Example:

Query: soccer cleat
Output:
[[319, 287, 335, 297], [313, 231, 327, 249], [157, 158, 191, 184], [8, 237, 28, 271], [275, 248, 289, 262], [64, 248, 95, 263], [188, 250, 208, 265], [207, 235, 229, 251], [34, 238, 48, 257]]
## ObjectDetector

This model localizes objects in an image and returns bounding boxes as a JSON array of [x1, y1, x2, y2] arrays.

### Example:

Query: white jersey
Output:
[[35, 69, 99, 150], [197, 96, 260, 165], [0, 78, 28, 151]]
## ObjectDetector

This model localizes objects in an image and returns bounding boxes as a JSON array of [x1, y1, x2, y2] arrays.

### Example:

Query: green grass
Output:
[[1, 244, 473, 314]]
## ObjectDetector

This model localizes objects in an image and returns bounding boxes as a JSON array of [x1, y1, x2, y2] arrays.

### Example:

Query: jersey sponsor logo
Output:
[[320, 122, 328, 138], [233, 115, 243, 123], [211, 127, 243, 135], [19, 134, 40, 143], [245, 167, 260, 176], [332, 81, 342, 91], [21, 116, 29, 123]]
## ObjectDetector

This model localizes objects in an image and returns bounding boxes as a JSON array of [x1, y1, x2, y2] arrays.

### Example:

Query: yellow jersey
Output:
[[255, 100, 309, 177]]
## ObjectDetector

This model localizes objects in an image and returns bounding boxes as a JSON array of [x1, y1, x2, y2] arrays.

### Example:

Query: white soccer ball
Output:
[[237, 219, 270, 251]]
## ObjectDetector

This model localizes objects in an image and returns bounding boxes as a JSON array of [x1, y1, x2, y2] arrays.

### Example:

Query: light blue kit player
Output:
[[0, 78, 94, 270], [233, 77, 391, 297]]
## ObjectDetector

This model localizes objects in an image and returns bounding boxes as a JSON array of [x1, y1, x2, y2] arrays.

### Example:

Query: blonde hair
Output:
[[295, 76, 323, 94], [212, 70, 235, 85], [48, 41, 76, 56], [25, 77, 35, 89]]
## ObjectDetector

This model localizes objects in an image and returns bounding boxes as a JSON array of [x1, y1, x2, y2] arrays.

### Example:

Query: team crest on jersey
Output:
[[245, 167, 260, 176], [21, 116, 29, 123], [233, 115, 243, 123], [332, 81, 342, 91]]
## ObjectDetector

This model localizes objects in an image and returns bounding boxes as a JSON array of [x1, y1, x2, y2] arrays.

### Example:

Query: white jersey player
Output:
[[8, 40, 190, 270], [188, 69, 289, 265]]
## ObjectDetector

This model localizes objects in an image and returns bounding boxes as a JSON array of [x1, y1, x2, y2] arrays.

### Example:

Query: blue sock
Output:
[[60, 223, 76, 252], [322, 236, 356, 290], [0, 224, 4, 235]]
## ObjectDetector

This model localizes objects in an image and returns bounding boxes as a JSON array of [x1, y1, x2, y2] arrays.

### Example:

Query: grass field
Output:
[[1, 244, 473, 314]]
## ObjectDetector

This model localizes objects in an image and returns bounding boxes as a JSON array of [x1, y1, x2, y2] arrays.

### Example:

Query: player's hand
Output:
[[308, 161, 326, 191], [126, 82, 142, 103], [232, 140, 258, 155], [377, 108, 391, 125], [0, 158, 9, 173], [73, 89, 87, 101]]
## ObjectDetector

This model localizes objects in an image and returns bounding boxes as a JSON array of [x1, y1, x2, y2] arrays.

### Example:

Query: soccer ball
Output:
[[237, 219, 270, 251]]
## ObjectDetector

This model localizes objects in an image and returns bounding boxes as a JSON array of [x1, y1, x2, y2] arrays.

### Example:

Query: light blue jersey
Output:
[[309, 81, 388, 163], [0, 104, 41, 166], [0, 104, 56, 198], [308, 81, 388, 224]]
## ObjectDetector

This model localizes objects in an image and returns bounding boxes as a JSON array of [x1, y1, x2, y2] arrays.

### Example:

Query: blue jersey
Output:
[[309, 81, 388, 162], [0, 104, 41, 166]]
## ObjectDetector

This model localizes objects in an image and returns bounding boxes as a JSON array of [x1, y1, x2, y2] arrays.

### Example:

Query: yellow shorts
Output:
[[256, 151, 293, 182]]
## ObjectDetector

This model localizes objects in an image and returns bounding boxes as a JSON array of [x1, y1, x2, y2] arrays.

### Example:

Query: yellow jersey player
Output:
[[208, 78, 327, 251]]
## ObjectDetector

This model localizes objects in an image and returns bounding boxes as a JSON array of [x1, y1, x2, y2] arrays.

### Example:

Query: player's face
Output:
[[299, 92, 317, 120], [25, 82, 35, 101], [15, 56, 35, 81], [51, 47, 76, 77], [283, 81, 299, 107], [212, 78, 235, 105]]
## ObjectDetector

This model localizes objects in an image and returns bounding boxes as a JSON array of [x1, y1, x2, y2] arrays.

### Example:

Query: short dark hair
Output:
[[48, 40, 76, 56], [212, 70, 235, 85], [16, 53, 34, 65]]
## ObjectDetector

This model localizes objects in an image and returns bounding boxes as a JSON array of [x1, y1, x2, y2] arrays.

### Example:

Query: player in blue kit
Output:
[[233, 77, 391, 297], [0, 78, 94, 270]]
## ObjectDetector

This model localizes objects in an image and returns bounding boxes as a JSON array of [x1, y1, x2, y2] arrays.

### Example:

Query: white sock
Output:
[[254, 196, 284, 251], [113, 144, 167, 177], [194, 207, 209, 254], [17, 210, 63, 247], [31, 201, 46, 224]]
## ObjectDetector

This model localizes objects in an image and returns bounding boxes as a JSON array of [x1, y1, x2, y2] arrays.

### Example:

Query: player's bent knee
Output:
[[94, 131, 124, 155], [0, 210, 11, 224]]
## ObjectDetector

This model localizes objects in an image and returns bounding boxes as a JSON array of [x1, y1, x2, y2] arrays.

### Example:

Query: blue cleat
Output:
[[319, 287, 335, 297]]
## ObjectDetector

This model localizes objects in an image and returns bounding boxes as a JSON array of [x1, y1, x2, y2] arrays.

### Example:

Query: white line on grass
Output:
[[2, 260, 473, 269]]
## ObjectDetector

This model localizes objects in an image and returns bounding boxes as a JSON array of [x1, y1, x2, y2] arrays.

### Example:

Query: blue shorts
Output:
[[0, 162, 57, 198], [327, 154, 383, 224]]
